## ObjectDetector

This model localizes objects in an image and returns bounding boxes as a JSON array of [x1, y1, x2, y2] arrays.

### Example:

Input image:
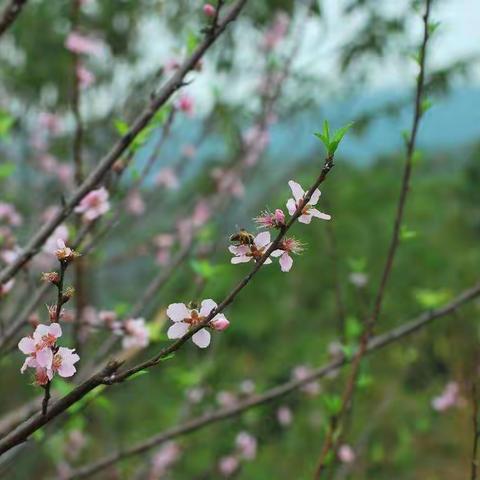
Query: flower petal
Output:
[[192, 329, 211, 348], [288, 180, 304, 202], [231, 255, 251, 264], [286, 198, 297, 216], [36, 348, 53, 368], [298, 214, 312, 224], [279, 252, 293, 272], [49, 322, 62, 338], [254, 231, 271, 248], [166, 303, 191, 322], [200, 299, 217, 317], [167, 321, 189, 339], [308, 188, 321, 206], [18, 337, 36, 354], [263, 257, 272, 265], [309, 208, 331, 220], [270, 249, 284, 257]]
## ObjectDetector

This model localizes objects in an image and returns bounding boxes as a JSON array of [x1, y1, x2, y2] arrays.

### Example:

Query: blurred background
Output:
[[0, 0, 479, 478]]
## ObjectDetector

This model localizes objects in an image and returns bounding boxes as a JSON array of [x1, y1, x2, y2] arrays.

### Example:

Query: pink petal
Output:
[[36, 348, 53, 368], [298, 214, 312, 224], [200, 299, 217, 317], [58, 362, 77, 377], [263, 257, 272, 265], [254, 231, 271, 248], [166, 303, 191, 322], [270, 250, 283, 257], [18, 337, 36, 354], [21, 356, 37, 373], [49, 322, 62, 338], [192, 329, 211, 348], [279, 252, 293, 272], [308, 188, 321, 206], [231, 256, 251, 264], [309, 208, 331, 220], [167, 321, 189, 339], [286, 198, 297, 216], [288, 180, 304, 202]]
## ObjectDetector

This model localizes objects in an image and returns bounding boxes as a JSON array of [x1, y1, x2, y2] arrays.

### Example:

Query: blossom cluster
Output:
[[229, 180, 330, 272], [218, 431, 257, 477], [18, 323, 79, 386]]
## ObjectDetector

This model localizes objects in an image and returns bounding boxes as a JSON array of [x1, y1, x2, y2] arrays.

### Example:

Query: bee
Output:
[[229, 228, 254, 246]]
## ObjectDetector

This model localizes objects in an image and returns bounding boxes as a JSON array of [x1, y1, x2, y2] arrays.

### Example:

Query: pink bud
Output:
[[274, 209, 285, 225], [203, 4, 216, 17], [211, 316, 230, 331]]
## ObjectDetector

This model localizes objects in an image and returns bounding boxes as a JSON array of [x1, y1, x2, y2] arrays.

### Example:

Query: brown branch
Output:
[[0, 0, 248, 287], [63, 280, 480, 479], [313, 2, 432, 476], [0, 0, 27, 37]]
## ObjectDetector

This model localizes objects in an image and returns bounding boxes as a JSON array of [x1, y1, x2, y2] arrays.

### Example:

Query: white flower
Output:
[[286, 180, 331, 224]]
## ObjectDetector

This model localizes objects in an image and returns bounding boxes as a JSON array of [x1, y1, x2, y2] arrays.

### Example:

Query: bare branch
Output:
[[0, 0, 27, 37]]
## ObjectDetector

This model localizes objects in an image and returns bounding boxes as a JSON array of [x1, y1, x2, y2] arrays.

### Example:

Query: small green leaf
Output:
[[357, 373, 373, 389], [400, 225, 417, 241], [0, 110, 14, 138], [186, 30, 199, 55], [328, 122, 353, 155], [114, 303, 129, 316], [428, 21, 441, 35], [322, 394, 342, 416], [127, 370, 149, 381], [345, 316, 362, 340], [414, 288, 452, 309], [0, 162, 16, 179], [421, 98, 433, 115], [113, 119, 129, 136], [161, 353, 175, 362]]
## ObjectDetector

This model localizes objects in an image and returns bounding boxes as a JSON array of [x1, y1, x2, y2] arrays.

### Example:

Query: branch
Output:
[[64, 280, 480, 479], [0, 0, 27, 37], [0, 0, 248, 287], [313, 1, 432, 476]]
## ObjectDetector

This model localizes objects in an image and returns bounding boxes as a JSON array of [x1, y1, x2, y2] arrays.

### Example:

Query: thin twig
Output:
[[313, 2, 432, 476], [0, 0, 27, 37]]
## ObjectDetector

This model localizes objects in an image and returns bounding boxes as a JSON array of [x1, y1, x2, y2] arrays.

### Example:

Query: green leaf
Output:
[[328, 122, 354, 155], [186, 30, 199, 55], [347, 257, 367, 273], [0, 110, 14, 138], [357, 373, 373, 389], [322, 394, 342, 416], [400, 225, 417, 241], [161, 353, 175, 362], [0, 162, 16, 179], [114, 302, 130, 316], [314, 120, 330, 153], [421, 98, 433, 115], [113, 119, 129, 136], [428, 21, 441, 36], [414, 288, 452, 309], [127, 370, 149, 381], [345, 316, 362, 340]]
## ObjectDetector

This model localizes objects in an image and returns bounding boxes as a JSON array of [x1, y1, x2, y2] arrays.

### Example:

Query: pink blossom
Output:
[[218, 456, 239, 477], [18, 323, 62, 372], [122, 318, 150, 349], [125, 190, 145, 216], [74, 187, 110, 222], [50, 347, 80, 378], [338, 444, 356, 464], [235, 431, 257, 460], [0, 278, 14, 296], [432, 382, 461, 412], [34, 367, 51, 386], [98, 310, 119, 329], [286, 180, 331, 224], [177, 94, 194, 116], [262, 12, 290, 51], [77, 64, 95, 89], [0, 248, 19, 265], [38, 112, 62, 135], [0, 202, 22, 226], [292, 365, 321, 396], [270, 237, 304, 272], [229, 231, 273, 265], [239, 379, 255, 395], [277, 405, 293, 426], [211, 168, 244, 198], [150, 442, 181, 478], [44, 224, 69, 254], [203, 4, 216, 17], [155, 167, 179, 190], [217, 391, 237, 408], [166, 299, 228, 348], [154, 234, 175, 266], [254, 208, 285, 229], [192, 199, 211, 226], [186, 387, 205, 404], [65, 32, 104, 56]]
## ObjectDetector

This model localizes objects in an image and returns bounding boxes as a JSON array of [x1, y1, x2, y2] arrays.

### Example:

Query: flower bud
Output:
[[210, 316, 230, 331], [62, 286, 75, 303], [203, 4, 216, 17], [41, 271, 60, 285]]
